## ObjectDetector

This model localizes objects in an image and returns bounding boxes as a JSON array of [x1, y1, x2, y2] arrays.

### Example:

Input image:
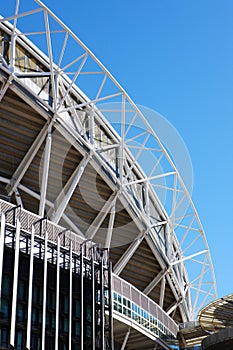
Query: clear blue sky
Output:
[[3, 0, 233, 298]]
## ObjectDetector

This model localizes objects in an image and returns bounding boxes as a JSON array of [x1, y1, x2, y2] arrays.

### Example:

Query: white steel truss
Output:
[[0, 0, 216, 322]]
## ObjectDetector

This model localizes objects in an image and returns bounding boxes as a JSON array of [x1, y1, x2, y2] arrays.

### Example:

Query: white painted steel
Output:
[[0, 200, 178, 341], [0, 0, 217, 323], [6, 123, 49, 196], [39, 126, 52, 216], [0, 213, 5, 302], [10, 218, 20, 347], [69, 241, 73, 350], [26, 225, 35, 350], [42, 230, 48, 350], [55, 236, 60, 350]]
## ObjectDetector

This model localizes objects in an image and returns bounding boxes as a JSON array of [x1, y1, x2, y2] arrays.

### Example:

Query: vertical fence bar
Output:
[[80, 244, 84, 350], [10, 218, 20, 346], [42, 231, 48, 350], [26, 225, 35, 350], [69, 241, 73, 350], [108, 261, 114, 350], [100, 254, 105, 350], [0, 213, 5, 302], [55, 236, 60, 350], [91, 247, 95, 350]]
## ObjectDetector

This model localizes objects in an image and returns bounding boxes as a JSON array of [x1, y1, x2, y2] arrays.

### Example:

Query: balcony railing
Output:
[[0, 199, 178, 340], [112, 274, 178, 338]]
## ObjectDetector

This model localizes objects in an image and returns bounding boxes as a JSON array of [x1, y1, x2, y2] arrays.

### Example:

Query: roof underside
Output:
[[198, 294, 233, 331], [0, 85, 183, 323], [0, 2, 217, 331]]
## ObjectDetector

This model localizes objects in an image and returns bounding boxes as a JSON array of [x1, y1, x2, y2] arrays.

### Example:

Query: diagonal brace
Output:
[[49, 153, 92, 223], [85, 191, 118, 240], [6, 122, 50, 196]]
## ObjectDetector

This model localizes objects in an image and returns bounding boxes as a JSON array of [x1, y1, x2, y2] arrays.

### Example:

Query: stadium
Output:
[[0, 1, 217, 349]]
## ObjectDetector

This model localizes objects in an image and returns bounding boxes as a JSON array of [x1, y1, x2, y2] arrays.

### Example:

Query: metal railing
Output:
[[112, 274, 178, 338], [0, 199, 178, 340], [0, 199, 83, 254]]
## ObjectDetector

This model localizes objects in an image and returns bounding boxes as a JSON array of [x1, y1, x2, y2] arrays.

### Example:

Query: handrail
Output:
[[112, 274, 178, 338]]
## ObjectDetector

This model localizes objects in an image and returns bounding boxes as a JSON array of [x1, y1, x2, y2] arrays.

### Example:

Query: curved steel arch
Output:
[[0, 0, 216, 322]]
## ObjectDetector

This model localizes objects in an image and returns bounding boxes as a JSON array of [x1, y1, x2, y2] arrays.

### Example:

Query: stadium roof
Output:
[[0, 0, 217, 326]]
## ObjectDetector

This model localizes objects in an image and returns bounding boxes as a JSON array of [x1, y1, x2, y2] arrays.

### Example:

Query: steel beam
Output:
[[142, 181, 150, 217], [58, 53, 88, 111], [125, 171, 176, 186], [166, 296, 183, 316], [165, 222, 172, 262], [171, 250, 207, 266], [85, 191, 117, 240], [113, 232, 145, 275], [18, 183, 86, 237], [120, 327, 131, 350], [6, 122, 50, 196], [43, 9, 56, 108], [60, 91, 122, 114], [0, 75, 12, 102], [143, 268, 169, 295], [159, 276, 166, 309], [39, 126, 52, 216], [104, 204, 116, 249], [49, 153, 92, 223], [155, 338, 173, 350], [62, 212, 85, 237], [89, 109, 95, 145], [14, 188, 24, 207]]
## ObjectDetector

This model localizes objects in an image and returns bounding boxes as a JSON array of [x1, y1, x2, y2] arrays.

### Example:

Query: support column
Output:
[[142, 181, 150, 217], [39, 126, 52, 216], [165, 222, 172, 262], [9, 32, 16, 73], [105, 204, 116, 249], [159, 276, 166, 309], [15, 188, 23, 207], [89, 109, 95, 146]]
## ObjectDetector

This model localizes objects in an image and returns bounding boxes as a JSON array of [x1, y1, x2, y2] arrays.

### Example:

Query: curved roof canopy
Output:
[[198, 294, 233, 332], [0, 0, 216, 322]]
